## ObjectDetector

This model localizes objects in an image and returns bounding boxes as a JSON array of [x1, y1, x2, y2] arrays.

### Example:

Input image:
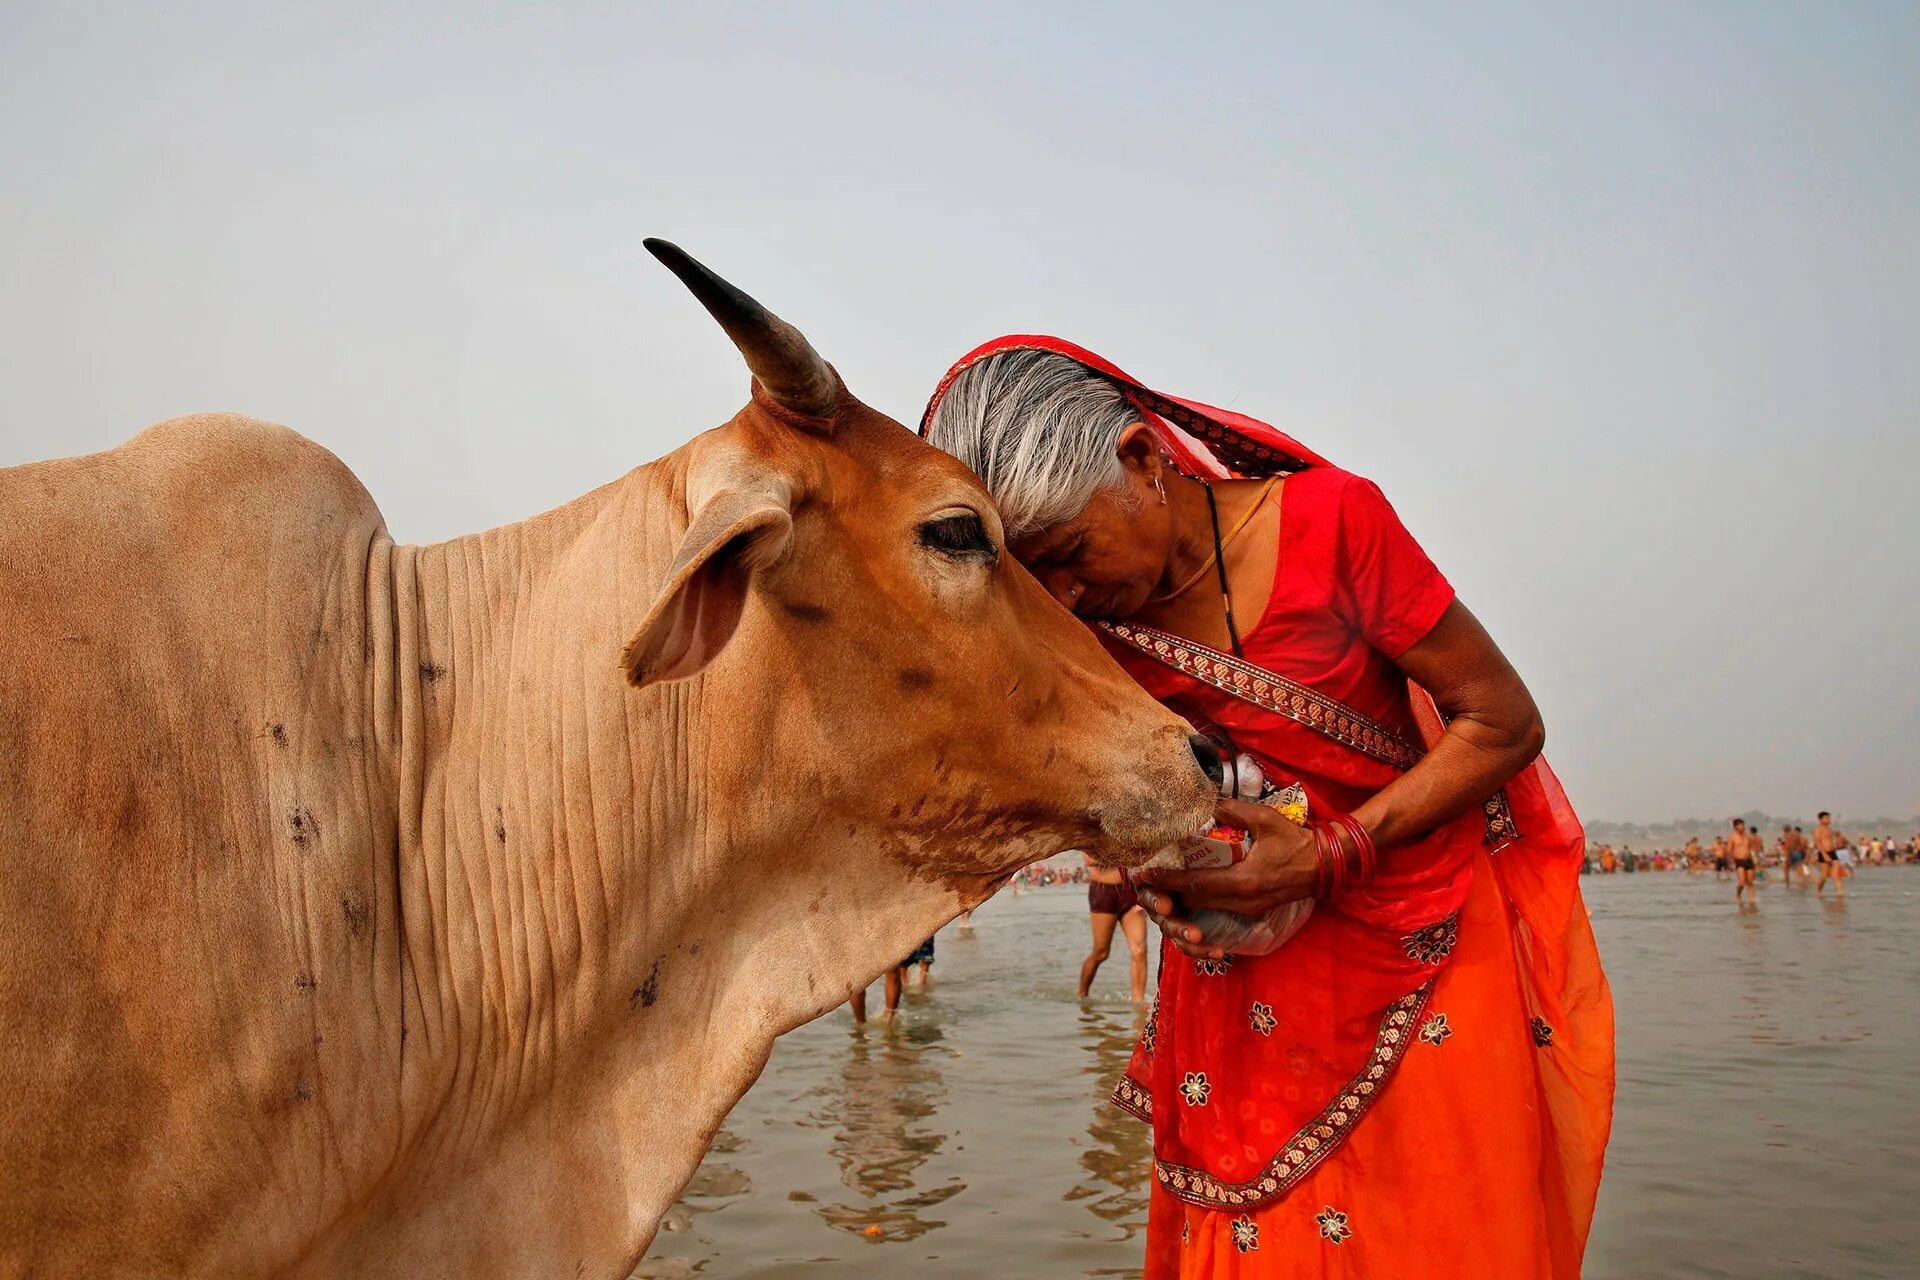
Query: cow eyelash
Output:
[[919, 512, 998, 561]]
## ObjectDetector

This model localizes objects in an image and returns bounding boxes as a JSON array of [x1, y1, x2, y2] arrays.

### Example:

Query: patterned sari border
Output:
[[1150, 982, 1435, 1212], [1111, 1073, 1153, 1123], [1098, 622, 1424, 771], [1101, 620, 1520, 849]]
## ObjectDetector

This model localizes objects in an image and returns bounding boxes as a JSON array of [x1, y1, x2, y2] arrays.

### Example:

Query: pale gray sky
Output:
[[3, 2, 1915, 822]]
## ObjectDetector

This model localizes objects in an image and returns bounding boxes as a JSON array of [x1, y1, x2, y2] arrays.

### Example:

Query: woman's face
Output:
[[1008, 425, 1173, 619]]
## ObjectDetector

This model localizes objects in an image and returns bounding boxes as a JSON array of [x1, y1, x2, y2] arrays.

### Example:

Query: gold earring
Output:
[[1154, 473, 1166, 504]]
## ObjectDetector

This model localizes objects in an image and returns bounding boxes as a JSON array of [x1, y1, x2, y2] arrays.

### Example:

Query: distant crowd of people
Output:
[[1585, 813, 1918, 904], [1011, 862, 1093, 888]]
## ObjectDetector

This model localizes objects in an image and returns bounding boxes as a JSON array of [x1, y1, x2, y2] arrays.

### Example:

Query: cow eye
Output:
[[919, 512, 997, 561]]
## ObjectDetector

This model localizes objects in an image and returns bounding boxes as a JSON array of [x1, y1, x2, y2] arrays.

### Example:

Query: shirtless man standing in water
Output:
[[1080, 854, 1150, 1002], [1783, 825, 1810, 886], [1813, 812, 1849, 898], [1729, 818, 1761, 906]]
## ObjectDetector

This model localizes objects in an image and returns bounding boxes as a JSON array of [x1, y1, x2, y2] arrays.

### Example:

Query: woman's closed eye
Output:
[[1037, 532, 1088, 571], [920, 512, 998, 560]]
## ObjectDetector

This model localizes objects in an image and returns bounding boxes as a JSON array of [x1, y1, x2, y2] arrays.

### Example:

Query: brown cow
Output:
[[0, 241, 1217, 1277]]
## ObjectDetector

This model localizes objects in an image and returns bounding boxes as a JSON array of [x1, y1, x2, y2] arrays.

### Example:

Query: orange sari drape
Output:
[[1098, 472, 1614, 1278]]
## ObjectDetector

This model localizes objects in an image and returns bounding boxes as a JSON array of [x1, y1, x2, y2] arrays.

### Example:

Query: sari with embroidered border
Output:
[[922, 338, 1614, 1278]]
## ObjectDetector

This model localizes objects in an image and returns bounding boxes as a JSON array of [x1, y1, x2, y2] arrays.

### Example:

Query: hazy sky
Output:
[[3, 2, 1914, 822]]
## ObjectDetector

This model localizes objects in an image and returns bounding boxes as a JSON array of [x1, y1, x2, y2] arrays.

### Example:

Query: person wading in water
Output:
[[1080, 852, 1151, 1002]]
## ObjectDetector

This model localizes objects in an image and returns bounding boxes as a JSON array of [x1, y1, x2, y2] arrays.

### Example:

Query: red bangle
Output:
[[1311, 822, 1332, 898], [1312, 814, 1379, 898], [1312, 820, 1346, 899], [1333, 813, 1378, 886]]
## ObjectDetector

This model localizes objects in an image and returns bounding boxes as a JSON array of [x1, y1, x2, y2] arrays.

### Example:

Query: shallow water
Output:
[[636, 871, 1920, 1279]]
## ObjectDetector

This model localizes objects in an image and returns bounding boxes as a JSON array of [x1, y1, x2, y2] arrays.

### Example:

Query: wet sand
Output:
[[637, 871, 1920, 1279]]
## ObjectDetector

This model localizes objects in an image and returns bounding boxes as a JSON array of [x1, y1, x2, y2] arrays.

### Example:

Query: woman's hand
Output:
[[1134, 882, 1214, 960], [1135, 798, 1321, 951]]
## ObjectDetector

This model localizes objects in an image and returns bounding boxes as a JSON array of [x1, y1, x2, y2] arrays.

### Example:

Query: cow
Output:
[[0, 240, 1218, 1278]]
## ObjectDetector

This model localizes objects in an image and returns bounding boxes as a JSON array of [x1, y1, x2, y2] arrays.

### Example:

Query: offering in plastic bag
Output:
[[1133, 753, 1315, 956]]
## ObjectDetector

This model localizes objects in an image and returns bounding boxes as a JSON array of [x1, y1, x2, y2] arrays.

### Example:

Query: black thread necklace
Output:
[[1202, 482, 1246, 657]]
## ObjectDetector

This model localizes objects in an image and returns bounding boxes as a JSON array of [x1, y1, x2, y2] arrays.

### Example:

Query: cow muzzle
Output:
[[1083, 727, 1219, 867]]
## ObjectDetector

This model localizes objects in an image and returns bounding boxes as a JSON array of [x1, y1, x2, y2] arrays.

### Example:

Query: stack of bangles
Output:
[[1311, 814, 1378, 899]]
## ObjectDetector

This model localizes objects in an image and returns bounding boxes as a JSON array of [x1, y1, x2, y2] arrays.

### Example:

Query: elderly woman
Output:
[[923, 337, 1613, 1279]]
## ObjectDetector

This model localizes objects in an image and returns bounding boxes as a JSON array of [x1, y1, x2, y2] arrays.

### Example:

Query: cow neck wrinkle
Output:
[[378, 461, 701, 1132]]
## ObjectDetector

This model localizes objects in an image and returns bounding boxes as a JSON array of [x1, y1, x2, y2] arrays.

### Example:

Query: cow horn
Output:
[[644, 238, 837, 419]]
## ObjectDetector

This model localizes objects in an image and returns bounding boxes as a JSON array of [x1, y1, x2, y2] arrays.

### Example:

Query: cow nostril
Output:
[[1187, 733, 1225, 793]]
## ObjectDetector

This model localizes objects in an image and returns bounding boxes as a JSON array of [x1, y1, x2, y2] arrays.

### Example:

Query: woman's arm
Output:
[[1350, 599, 1543, 850], [1138, 600, 1541, 936]]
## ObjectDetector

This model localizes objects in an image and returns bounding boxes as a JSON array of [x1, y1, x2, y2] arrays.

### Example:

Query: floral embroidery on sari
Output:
[[1230, 1216, 1260, 1253], [1419, 1013, 1452, 1046], [1315, 1206, 1352, 1244], [1249, 1001, 1277, 1037], [1151, 984, 1433, 1211], [1180, 1072, 1213, 1107], [1195, 955, 1233, 977], [1530, 1016, 1555, 1048], [1400, 913, 1459, 964]]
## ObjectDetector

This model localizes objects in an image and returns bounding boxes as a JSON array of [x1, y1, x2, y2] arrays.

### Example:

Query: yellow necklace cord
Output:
[[1154, 474, 1281, 604]]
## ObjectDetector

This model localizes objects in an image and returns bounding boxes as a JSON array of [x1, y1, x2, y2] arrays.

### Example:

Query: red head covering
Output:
[[918, 334, 1332, 481]]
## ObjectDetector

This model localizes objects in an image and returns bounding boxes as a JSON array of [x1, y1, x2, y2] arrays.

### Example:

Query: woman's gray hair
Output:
[[924, 350, 1142, 539]]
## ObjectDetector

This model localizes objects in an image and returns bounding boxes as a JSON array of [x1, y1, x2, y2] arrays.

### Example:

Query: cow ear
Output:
[[622, 485, 794, 688]]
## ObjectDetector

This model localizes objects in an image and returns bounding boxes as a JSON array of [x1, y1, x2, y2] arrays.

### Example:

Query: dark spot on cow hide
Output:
[[493, 806, 507, 845], [294, 1079, 313, 1102], [629, 958, 662, 1012], [781, 601, 830, 624], [897, 667, 935, 692], [114, 788, 142, 835], [288, 807, 317, 845], [294, 972, 318, 991], [1015, 687, 1062, 726], [269, 722, 288, 746], [341, 893, 369, 939], [419, 661, 446, 684]]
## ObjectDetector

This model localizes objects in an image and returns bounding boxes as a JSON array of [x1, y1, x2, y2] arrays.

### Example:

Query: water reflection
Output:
[[1065, 1005, 1153, 1237], [809, 1020, 961, 1243]]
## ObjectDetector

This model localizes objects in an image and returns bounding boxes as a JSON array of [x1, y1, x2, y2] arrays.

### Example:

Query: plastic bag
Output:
[[1133, 753, 1315, 956]]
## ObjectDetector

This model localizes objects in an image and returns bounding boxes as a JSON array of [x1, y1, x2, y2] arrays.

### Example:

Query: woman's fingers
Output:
[[1138, 889, 1206, 947], [1213, 796, 1276, 830], [1177, 863, 1279, 913]]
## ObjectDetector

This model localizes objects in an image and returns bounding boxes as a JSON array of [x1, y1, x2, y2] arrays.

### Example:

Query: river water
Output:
[[636, 870, 1920, 1279]]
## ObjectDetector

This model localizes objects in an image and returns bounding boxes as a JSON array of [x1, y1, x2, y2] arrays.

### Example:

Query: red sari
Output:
[[923, 338, 1614, 1279]]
